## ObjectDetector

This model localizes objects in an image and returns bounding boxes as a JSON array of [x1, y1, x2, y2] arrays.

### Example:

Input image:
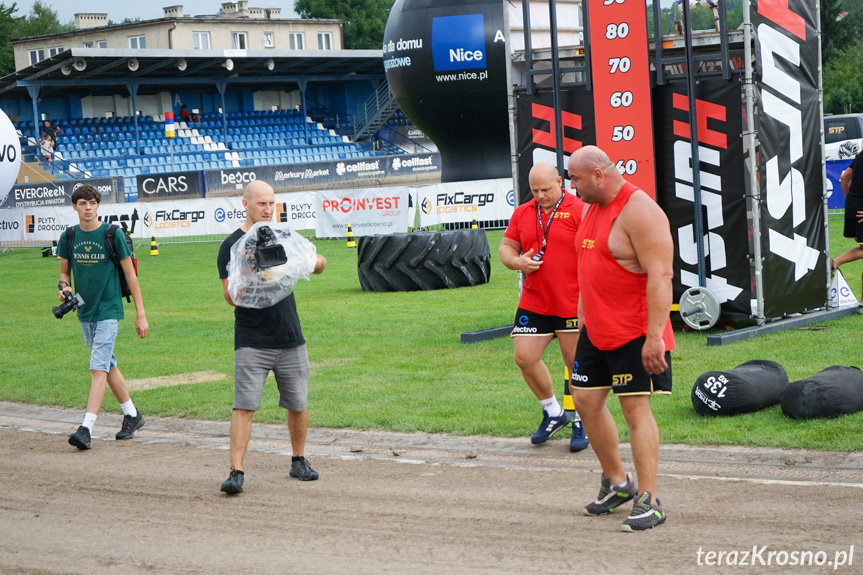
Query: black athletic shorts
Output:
[[843, 195, 863, 244], [571, 326, 672, 396], [511, 307, 579, 337]]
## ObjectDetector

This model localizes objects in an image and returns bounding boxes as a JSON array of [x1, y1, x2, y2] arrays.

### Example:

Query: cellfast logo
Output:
[[431, 14, 486, 72]]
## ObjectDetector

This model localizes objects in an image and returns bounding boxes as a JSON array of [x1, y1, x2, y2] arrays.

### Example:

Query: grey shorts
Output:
[[234, 344, 310, 412]]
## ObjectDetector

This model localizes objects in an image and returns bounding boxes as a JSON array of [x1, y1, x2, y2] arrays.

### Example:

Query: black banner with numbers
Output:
[[514, 90, 596, 205]]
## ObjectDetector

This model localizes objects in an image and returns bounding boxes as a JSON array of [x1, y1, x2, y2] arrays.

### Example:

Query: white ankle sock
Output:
[[119, 400, 137, 418], [540, 396, 563, 417], [82, 412, 97, 431]]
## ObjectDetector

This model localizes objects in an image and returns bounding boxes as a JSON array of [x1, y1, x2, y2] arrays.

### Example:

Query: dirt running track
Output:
[[1, 401, 862, 575]]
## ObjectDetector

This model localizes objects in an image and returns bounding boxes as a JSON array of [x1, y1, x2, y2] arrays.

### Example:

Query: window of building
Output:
[[289, 32, 304, 50], [193, 31, 211, 50], [129, 35, 146, 49], [263, 32, 274, 48], [97, 40, 108, 48], [231, 32, 248, 50], [48, 46, 64, 57], [317, 32, 332, 50], [29, 49, 45, 65], [84, 42, 93, 48]]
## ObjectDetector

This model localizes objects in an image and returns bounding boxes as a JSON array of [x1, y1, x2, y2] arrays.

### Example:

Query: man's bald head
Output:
[[242, 180, 275, 227], [527, 161, 564, 210], [244, 179, 274, 200], [528, 162, 559, 184], [569, 146, 615, 174], [567, 146, 622, 206]]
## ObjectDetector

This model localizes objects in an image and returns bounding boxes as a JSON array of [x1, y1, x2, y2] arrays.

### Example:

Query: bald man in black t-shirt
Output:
[[216, 180, 326, 494]]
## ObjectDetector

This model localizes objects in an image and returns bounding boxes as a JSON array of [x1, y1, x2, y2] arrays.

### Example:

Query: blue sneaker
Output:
[[569, 419, 589, 452], [530, 410, 571, 444]]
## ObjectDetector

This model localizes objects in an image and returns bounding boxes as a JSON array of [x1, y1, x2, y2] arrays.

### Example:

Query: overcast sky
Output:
[[10, 0, 299, 24]]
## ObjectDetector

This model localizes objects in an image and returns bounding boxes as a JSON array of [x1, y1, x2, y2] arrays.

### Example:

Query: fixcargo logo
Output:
[[431, 14, 486, 72]]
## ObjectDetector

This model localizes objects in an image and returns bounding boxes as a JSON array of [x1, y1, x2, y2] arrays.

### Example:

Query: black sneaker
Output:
[[530, 410, 572, 444], [569, 419, 589, 452], [68, 426, 91, 450], [621, 491, 666, 531], [220, 469, 244, 494], [116, 412, 144, 440], [289, 457, 319, 481], [583, 472, 638, 515]]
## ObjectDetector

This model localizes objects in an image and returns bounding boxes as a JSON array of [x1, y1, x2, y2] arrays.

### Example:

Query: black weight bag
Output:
[[780, 366, 863, 419], [691, 360, 788, 416]]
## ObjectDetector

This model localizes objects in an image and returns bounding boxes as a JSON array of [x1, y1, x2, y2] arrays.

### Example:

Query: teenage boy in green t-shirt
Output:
[[57, 184, 149, 450]]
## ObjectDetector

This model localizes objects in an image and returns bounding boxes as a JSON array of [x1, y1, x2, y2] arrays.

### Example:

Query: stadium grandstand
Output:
[[0, 1, 429, 202]]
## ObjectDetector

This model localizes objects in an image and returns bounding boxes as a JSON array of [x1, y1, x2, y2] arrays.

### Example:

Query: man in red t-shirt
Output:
[[500, 162, 588, 452], [568, 146, 675, 532]]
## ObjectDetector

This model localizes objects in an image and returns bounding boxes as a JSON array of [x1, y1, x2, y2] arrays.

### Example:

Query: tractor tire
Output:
[[357, 229, 491, 292]]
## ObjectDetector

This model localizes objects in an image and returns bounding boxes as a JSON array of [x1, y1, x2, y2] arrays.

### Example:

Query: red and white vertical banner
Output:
[[165, 112, 175, 138], [587, 0, 656, 198]]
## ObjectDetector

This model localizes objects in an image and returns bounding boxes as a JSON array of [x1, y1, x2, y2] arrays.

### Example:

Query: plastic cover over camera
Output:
[[227, 222, 318, 308]]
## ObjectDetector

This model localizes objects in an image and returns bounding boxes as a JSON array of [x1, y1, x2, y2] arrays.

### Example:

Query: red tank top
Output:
[[575, 182, 675, 351]]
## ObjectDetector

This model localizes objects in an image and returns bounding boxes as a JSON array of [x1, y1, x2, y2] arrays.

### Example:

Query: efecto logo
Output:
[[518, 314, 529, 326], [506, 189, 515, 207], [215, 208, 226, 222], [432, 14, 486, 72]]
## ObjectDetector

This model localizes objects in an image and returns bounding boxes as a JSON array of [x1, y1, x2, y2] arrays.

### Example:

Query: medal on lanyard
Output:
[[532, 192, 565, 261]]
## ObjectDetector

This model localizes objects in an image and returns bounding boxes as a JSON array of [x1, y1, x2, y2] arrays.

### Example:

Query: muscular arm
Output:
[[499, 237, 542, 274], [840, 167, 853, 198], [623, 193, 674, 374], [120, 256, 149, 338]]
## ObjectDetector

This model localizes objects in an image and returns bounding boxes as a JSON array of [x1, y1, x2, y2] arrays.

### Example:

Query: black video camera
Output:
[[253, 225, 287, 271], [53, 290, 85, 319]]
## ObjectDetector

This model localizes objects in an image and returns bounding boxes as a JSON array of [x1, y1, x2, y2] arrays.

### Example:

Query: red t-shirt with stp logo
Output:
[[504, 191, 584, 317]]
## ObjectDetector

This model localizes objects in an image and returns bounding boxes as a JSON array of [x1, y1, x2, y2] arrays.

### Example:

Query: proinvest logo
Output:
[[431, 14, 486, 72]]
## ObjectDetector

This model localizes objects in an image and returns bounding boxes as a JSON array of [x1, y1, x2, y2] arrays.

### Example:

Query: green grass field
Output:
[[2, 215, 862, 450]]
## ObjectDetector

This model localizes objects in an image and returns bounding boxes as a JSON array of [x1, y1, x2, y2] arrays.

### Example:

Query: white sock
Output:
[[82, 412, 97, 431], [613, 475, 630, 490], [540, 396, 564, 417], [119, 400, 137, 418]]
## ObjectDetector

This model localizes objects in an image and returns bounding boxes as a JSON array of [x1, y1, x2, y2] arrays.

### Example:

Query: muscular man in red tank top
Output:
[[568, 146, 675, 532]]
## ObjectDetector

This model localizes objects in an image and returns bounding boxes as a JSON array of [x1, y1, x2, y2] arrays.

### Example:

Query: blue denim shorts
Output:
[[79, 319, 119, 373]]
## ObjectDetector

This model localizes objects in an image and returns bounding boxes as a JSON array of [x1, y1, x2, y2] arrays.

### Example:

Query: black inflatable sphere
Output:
[[383, 0, 510, 182], [691, 360, 789, 416], [780, 366, 863, 419]]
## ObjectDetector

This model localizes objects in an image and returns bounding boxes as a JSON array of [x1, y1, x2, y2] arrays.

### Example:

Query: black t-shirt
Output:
[[848, 152, 863, 201], [217, 228, 305, 350]]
